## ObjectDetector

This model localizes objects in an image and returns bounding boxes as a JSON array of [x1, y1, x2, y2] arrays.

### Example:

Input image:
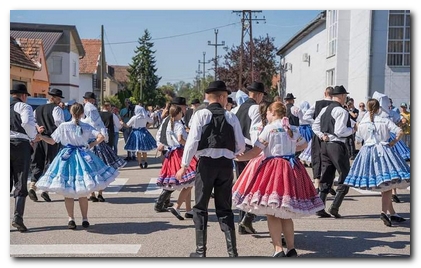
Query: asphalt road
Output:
[[10, 128, 411, 259]]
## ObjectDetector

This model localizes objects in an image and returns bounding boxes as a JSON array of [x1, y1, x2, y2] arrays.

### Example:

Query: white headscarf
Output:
[[134, 105, 148, 119]]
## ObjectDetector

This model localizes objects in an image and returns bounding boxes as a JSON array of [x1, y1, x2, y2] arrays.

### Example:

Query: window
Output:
[[387, 10, 410, 66], [51, 56, 62, 74], [327, 10, 338, 57], [326, 69, 335, 87]]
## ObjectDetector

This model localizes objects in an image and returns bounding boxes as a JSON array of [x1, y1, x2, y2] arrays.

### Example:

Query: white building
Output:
[[277, 10, 410, 107]]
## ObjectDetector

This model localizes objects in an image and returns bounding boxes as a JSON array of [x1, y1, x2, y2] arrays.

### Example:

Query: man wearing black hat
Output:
[[312, 85, 356, 218], [284, 93, 300, 127], [176, 80, 245, 257], [154, 96, 188, 213], [29, 88, 65, 202], [10, 84, 42, 231], [233, 81, 266, 235]]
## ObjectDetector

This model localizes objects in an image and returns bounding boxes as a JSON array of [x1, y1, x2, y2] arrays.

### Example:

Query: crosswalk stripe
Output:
[[144, 178, 162, 195], [10, 244, 141, 255], [103, 178, 129, 194]]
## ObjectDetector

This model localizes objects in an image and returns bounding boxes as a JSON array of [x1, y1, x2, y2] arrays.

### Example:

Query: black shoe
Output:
[[154, 205, 168, 213], [391, 194, 401, 203], [238, 226, 247, 235], [82, 221, 90, 228], [190, 252, 205, 257], [273, 251, 286, 257], [286, 248, 298, 257], [143, 162, 148, 169], [328, 208, 342, 218], [169, 207, 184, 220], [89, 196, 99, 202], [329, 188, 337, 196], [97, 195, 105, 202], [380, 213, 392, 227], [391, 215, 406, 222], [68, 220, 77, 229], [12, 217, 28, 232], [28, 189, 38, 202], [41, 192, 51, 202], [185, 212, 193, 218], [316, 209, 331, 218], [238, 223, 256, 234], [164, 202, 174, 208]]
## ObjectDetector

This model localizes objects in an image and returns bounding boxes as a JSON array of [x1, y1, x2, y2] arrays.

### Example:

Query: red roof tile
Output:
[[80, 39, 101, 74], [110, 65, 130, 83], [10, 36, 39, 70]]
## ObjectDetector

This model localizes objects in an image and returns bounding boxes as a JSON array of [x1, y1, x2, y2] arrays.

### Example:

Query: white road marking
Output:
[[351, 188, 381, 195], [10, 244, 141, 256], [103, 178, 129, 194], [145, 178, 162, 195]]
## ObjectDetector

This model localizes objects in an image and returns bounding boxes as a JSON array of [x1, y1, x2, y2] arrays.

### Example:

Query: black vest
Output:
[[184, 108, 194, 128], [314, 99, 333, 119], [159, 116, 171, 146], [35, 103, 57, 136], [100, 111, 115, 145], [235, 98, 257, 140], [10, 98, 27, 135], [197, 103, 235, 153], [320, 102, 351, 137], [286, 103, 299, 126]]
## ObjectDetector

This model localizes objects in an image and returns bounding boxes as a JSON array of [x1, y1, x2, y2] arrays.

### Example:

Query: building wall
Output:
[[10, 66, 35, 93], [371, 10, 410, 106], [282, 23, 328, 105], [79, 74, 93, 103]]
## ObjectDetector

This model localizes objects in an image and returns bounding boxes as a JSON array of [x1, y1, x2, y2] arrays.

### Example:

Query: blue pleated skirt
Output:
[[124, 127, 157, 152], [389, 132, 410, 161], [93, 141, 126, 169], [299, 124, 313, 142], [344, 144, 410, 192], [35, 146, 119, 198]]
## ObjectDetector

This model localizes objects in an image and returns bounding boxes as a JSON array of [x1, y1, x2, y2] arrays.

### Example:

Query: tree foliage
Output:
[[127, 29, 165, 106], [218, 35, 278, 94]]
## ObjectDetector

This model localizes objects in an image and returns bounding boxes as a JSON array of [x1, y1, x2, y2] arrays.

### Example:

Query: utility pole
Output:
[[208, 29, 225, 80], [198, 52, 211, 81], [196, 61, 202, 91], [232, 10, 265, 89], [100, 25, 105, 107]]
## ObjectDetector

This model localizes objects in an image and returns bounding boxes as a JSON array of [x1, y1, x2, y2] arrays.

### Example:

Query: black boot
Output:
[[328, 185, 349, 218], [190, 229, 207, 257], [316, 188, 331, 218], [224, 230, 238, 257], [154, 190, 172, 212], [239, 212, 257, 234], [12, 196, 27, 232]]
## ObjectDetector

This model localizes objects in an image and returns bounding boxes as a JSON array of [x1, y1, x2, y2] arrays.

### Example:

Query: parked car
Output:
[[23, 97, 48, 110]]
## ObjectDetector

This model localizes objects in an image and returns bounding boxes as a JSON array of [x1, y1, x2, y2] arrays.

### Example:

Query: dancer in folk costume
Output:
[[157, 106, 197, 220], [373, 91, 410, 204], [36, 103, 119, 229], [82, 92, 126, 202], [291, 100, 314, 166], [233, 102, 324, 257], [123, 105, 157, 168], [343, 99, 410, 226]]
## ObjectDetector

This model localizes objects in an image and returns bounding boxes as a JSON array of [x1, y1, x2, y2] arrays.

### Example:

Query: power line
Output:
[[106, 22, 240, 45]]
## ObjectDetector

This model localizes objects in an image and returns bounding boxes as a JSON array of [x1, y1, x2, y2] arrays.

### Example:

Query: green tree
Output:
[[104, 95, 122, 109], [127, 29, 164, 106]]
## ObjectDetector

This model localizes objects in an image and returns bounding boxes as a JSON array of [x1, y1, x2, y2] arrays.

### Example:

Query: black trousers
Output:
[[10, 139, 32, 197], [310, 134, 322, 179], [193, 157, 235, 232], [30, 140, 60, 182], [319, 141, 350, 191]]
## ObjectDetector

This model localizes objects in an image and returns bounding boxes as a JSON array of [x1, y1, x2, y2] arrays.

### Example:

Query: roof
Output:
[[277, 11, 326, 56], [10, 30, 62, 57], [15, 38, 44, 68], [10, 22, 85, 58], [10, 36, 39, 70], [80, 39, 101, 74], [110, 65, 130, 83]]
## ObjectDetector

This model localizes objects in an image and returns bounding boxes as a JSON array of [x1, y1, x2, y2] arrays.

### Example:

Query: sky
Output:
[[9, 9, 323, 87]]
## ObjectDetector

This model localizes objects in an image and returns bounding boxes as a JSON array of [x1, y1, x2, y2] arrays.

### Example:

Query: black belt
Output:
[[10, 138, 30, 143]]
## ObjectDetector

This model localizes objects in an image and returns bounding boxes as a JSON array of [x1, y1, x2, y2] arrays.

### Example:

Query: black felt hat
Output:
[[284, 93, 296, 100], [10, 84, 31, 96], [191, 98, 200, 105], [83, 91, 96, 100], [332, 85, 349, 95], [247, 81, 267, 95], [48, 88, 65, 98], [205, 80, 231, 94], [171, 96, 187, 106]]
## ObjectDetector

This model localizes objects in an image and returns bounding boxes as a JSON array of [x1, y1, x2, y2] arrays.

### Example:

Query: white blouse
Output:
[[255, 119, 305, 157], [166, 120, 187, 147], [51, 121, 100, 146], [356, 112, 401, 145]]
